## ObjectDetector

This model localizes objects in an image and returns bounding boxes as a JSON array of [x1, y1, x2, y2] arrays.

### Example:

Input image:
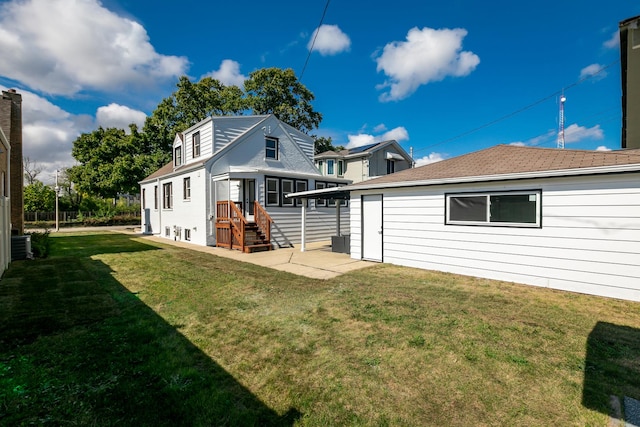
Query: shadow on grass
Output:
[[582, 321, 640, 417], [0, 234, 300, 425]]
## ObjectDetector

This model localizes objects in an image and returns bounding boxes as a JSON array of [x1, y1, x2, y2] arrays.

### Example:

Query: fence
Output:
[[24, 211, 141, 222]]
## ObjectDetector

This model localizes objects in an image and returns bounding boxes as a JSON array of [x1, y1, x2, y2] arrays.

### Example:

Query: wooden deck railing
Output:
[[215, 201, 247, 252], [254, 201, 273, 243]]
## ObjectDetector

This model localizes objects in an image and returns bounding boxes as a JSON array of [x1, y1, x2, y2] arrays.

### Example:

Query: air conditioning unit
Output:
[[11, 235, 32, 260]]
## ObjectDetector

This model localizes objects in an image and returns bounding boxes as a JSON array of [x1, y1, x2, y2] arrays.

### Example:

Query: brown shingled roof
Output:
[[141, 162, 173, 181], [349, 145, 640, 188]]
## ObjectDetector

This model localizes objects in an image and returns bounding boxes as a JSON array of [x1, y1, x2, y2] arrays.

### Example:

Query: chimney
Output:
[[0, 90, 23, 235]]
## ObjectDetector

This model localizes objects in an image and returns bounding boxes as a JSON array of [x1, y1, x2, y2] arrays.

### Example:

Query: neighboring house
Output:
[[345, 145, 640, 302], [620, 15, 640, 149], [139, 115, 349, 252], [0, 126, 10, 274], [315, 140, 413, 183]]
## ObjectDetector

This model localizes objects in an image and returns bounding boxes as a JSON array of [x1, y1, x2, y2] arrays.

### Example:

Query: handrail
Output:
[[216, 200, 247, 251], [254, 201, 273, 244]]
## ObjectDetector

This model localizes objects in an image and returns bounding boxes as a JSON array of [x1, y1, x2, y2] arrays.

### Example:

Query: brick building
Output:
[[0, 89, 23, 235]]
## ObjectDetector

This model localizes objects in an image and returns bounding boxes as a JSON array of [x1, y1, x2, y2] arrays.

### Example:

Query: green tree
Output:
[[313, 136, 344, 154], [244, 68, 322, 134], [23, 181, 55, 212], [142, 76, 246, 162], [68, 125, 153, 199]]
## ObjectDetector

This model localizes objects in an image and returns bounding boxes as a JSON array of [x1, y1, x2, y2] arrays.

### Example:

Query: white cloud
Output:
[[373, 123, 387, 133], [509, 129, 555, 147], [308, 24, 351, 55], [96, 104, 146, 132], [414, 153, 445, 167], [203, 59, 247, 87], [596, 145, 612, 151], [375, 27, 480, 102], [0, 86, 94, 183], [603, 30, 619, 49], [564, 123, 604, 143], [346, 126, 409, 148], [579, 63, 607, 81], [0, 0, 188, 96]]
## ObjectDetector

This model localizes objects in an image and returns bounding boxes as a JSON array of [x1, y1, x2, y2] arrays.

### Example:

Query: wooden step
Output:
[[243, 243, 272, 253]]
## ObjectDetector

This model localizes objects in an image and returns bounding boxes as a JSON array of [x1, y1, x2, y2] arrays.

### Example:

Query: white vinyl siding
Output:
[[267, 207, 350, 247], [351, 173, 640, 302]]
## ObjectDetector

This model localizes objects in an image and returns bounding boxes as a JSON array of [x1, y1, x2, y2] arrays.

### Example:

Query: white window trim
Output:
[[281, 179, 295, 206], [445, 190, 542, 228], [266, 177, 279, 206], [265, 137, 279, 160], [183, 177, 191, 200], [163, 182, 173, 210], [192, 132, 201, 158]]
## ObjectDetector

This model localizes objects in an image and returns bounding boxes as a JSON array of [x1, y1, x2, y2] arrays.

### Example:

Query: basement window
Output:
[[446, 190, 541, 227]]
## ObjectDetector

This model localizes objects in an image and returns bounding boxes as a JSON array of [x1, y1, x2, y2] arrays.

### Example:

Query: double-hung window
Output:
[[266, 177, 279, 206], [337, 160, 344, 177], [266, 137, 278, 160], [174, 146, 182, 167], [315, 182, 326, 207], [192, 132, 200, 158], [163, 182, 173, 209], [295, 181, 308, 207], [183, 177, 191, 200], [154, 185, 158, 210], [281, 179, 295, 206], [446, 190, 541, 227]]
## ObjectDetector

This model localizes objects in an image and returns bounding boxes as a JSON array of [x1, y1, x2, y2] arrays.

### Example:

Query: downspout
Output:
[[157, 177, 161, 235]]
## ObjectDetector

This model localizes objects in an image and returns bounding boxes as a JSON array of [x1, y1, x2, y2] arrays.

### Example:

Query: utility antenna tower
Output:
[[557, 94, 566, 149]]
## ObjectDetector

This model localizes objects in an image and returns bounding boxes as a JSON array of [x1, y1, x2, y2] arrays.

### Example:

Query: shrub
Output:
[[26, 230, 51, 258]]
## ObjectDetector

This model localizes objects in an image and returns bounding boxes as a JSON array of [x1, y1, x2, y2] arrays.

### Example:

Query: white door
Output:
[[362, 194, 383, 262]]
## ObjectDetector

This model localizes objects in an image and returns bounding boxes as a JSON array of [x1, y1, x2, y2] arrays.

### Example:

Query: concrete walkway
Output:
[[138, 234, 376, 280]]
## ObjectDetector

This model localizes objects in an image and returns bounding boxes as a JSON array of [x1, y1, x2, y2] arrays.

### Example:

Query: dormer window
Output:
[[266, 137, 278, 160], [174, 146, 182, 167], [317, 160, 324, 174], [192, 132, 200, 158]]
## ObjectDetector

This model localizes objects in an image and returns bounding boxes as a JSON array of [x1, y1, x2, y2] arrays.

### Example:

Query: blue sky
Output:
[[0, 0, 638, 183]]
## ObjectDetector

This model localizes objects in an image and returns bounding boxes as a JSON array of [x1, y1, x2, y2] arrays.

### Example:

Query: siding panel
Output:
[[352, 173, 640, 301]]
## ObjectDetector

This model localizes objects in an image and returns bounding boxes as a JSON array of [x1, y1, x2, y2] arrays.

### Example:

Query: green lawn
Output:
[[1, 231, 639, 426]]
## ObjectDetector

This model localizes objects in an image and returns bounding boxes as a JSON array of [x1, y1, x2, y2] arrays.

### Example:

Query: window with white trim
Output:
[[192, 132, 200, 157], [317, 160, 323, 174], [337, 160, 344, 177], [183, 177, 191, 200], [154, 185, 158, 210], [281, 179, 294, 206], [446, 190, 541, 227], [295, 180, 307, 207], [184, 228, 191, 241], [315, 182, 326, 207], [163, 182, 173, 209], [265, 137, 278, 160], [174, 146, 182, 166], [266, 177, 279, 206], [327, 160, 335, 175]]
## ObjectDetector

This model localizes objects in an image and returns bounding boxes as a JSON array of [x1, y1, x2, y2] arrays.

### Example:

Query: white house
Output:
[[344, 144, 640, 301], [315, 140, 413, 183], [139, 115, 349, 252]]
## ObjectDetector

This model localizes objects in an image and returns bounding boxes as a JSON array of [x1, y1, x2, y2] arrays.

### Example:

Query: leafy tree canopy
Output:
[[24, 181, 55, 212], [313, 136, 344, 155], [68, 126, 152, 199], [244, 67, 322, 134]]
